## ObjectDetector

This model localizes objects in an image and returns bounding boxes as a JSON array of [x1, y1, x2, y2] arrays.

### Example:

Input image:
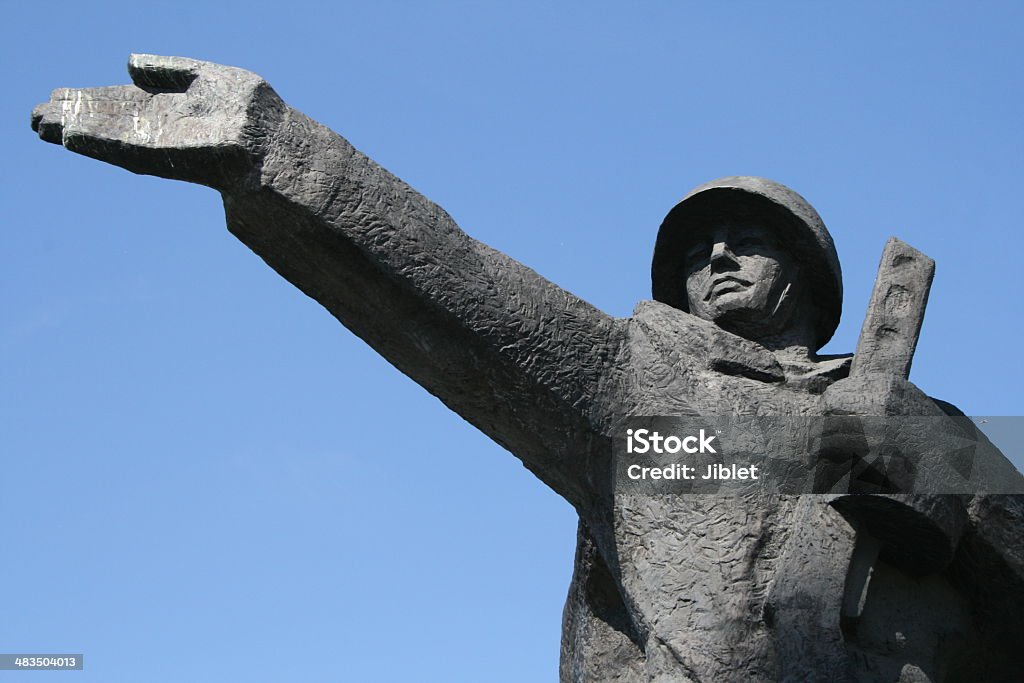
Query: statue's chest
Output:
[[615, 301, 848, 418], [590, 303, 853, 667], [604, 494, 791, 674]]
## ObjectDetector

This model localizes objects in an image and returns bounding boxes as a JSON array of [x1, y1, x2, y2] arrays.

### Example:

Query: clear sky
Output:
[[3, 2, 1023, 681]]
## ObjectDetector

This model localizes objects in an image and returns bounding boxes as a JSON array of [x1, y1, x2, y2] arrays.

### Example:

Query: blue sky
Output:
[[3, 2, 1023, 681]]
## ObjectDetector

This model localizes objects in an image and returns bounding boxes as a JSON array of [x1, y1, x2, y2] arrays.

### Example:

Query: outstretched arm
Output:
[[32, 55, 621, 510]]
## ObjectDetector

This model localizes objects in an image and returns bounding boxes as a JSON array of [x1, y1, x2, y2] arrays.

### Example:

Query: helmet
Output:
[[651, 176, 842, 350]]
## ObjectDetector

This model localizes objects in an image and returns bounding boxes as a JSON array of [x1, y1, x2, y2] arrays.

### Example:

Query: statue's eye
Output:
[[685, 242, 708, 264], [733, 236, 767, 252]]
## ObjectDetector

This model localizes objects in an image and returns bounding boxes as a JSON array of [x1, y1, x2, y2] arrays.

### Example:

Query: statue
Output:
[[32, 55, 1024, 681]]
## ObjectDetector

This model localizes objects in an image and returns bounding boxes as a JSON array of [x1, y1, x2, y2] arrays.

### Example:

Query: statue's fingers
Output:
[[53, 85, 149, 100], [60, 117, 229, 185], [33, 86, 150, 147], [43, 88, 152, 154], [62, 123, 120, 155], [31, 102, 62, 142], [61, 112, 135, 146], [33, 89, 98, 143], [30, 103, 49, 131], [60, 116, 162, 174], [128, 53, 204, 91], [50, 85, 150, 110]]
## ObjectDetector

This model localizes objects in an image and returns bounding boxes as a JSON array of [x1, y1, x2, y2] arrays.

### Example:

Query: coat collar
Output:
[[632, 300, 850, 392]]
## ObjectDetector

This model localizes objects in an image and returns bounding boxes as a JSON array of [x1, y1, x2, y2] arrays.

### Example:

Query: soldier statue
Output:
[[32, 55, 1024, 681]]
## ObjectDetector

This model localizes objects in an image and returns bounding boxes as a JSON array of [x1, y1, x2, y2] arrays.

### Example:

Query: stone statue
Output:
[[31, 55, 1024, 681]]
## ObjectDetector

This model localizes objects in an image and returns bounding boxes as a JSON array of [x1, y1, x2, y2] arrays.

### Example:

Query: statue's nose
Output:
[[710, 241, 738, 266]]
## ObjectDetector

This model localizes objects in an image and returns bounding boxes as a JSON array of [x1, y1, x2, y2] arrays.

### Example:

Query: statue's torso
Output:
[[563, 302, 859, 682]]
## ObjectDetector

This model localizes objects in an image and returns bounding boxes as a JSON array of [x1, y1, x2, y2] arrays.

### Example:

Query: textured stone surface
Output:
[[32, 55, 1024, 681], [851, 237, 934, 380]]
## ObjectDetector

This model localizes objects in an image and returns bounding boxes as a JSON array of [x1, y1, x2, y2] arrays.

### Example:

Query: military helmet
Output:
[[652, 176, 842, 350]]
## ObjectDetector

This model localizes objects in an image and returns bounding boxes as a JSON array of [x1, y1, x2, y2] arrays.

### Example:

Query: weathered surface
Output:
[[851, 236, 935, 380], [32, 55, 1024, 681]]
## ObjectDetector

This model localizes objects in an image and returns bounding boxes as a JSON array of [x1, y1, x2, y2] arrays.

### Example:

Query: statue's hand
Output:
[[31, 54, 286, 189]]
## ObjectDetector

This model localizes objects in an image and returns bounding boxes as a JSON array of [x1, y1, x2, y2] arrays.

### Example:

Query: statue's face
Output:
[[683, 223, 799, 338]]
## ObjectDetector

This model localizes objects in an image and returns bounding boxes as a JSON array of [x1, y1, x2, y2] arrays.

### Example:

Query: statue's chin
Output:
[[702, 282, 805, 346], [705, 292, 770, 328], [707, 303, 787, 344]]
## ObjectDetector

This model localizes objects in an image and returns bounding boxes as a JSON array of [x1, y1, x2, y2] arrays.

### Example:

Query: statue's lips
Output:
[[705, 276, 751, 300]]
